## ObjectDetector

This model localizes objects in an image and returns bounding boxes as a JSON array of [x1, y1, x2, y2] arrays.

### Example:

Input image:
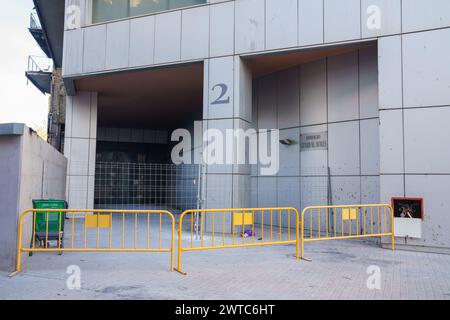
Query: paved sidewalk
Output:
[[1, 239, 450, 300]]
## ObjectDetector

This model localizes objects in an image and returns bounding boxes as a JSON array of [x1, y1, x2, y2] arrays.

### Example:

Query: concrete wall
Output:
[[0, 124, 67, 272]]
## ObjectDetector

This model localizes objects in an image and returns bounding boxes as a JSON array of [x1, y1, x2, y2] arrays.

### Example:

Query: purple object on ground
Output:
[[244, 229, 253, 237]]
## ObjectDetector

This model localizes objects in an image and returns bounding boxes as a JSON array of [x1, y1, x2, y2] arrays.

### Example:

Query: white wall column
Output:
[[64, 91, 98, 209], [203, 56, 253, 213]]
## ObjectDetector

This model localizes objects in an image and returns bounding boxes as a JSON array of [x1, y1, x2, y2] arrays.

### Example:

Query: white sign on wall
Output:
[[300, 131, 328, 151]]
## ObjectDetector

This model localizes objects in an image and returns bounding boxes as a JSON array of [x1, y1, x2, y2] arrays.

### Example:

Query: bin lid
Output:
[[32, 199, 68, 209]]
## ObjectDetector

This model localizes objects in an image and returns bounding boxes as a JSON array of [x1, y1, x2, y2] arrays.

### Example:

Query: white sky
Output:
[[0, 0, 49, 130]]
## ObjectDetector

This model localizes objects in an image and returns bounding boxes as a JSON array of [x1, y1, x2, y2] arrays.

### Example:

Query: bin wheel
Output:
[[29, 237, 34, 256], [58, 239, 64, 255]]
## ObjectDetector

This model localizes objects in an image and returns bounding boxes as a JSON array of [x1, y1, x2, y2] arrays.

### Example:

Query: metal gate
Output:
[[94, 163, 203, 213]]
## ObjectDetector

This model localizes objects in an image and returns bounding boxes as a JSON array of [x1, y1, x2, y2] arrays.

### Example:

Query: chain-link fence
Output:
[[94, 162, 203, 214]]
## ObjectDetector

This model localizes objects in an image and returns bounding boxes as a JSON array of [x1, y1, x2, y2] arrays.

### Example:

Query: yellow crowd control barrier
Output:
[[176, 208, 300, 275], [300, 204, 394, 259], [10, 209, 175, 276]]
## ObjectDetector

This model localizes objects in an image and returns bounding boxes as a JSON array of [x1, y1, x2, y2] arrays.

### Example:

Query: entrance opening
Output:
[[75, 63, 204, 213]]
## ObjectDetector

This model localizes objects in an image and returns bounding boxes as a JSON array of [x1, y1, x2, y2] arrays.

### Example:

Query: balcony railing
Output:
[[26, 56, 53, 94], [27, 55, 52, 73], [28, 9, 52, 58], [30, 10, 41, 30]]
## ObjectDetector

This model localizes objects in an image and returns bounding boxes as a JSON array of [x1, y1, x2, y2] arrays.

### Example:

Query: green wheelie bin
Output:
[[30, 199, 68, 256]]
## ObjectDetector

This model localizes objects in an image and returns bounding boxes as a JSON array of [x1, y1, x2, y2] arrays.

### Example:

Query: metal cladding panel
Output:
[[361, 176, 380, 204], [257, 75, 277, 129], [105, 20, 130, 70], [328, 121, 360, 176], [154, 11, 182, 64], [300, 125, 328, 176], [378, 35, 403, 109], [359, 46, 379, 119], [379, 109, 404, 174], [68, 138, 90, 176], [380, 174, 404, 203], [70, 92, 92, 138], [129, 15, 155, 67], [277, 177, 301, 211], [210, 1, 235, 57], [234, 56, 253, 122], [207, 56, 235, 120], [298, 0, 324, 46], [361, 0, 401, 37], [324, 0, 361, 43], [327, 51, 359, 123], [205, 174, 233, 209], [404, 107, 450, 174], [300, 59, 327, 126], [405, 174, 450, 246], [403, 28, 450, 108], [360, 118, 380, 176], [83, 24, 106, 73], [278, 128, 300, 177], [235, 0, 265, 54], [203, 118, 233, 175], [257, 177, 277, 208], [277, 68, 300, 129], [330, 176, 361, 205], [265, 0, 298, 50], [181, 6, 210, 60], [63, 29, 83, 76], [232, 174, 251, 208], [402, 0, 450, 33]]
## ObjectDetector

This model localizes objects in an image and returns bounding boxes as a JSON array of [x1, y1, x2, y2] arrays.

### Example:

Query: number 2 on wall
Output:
[[211, 83, 230, 105]]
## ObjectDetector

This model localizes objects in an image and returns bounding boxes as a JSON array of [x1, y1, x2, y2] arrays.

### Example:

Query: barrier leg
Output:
[[390, 206, 395, 251], [175, 250, 187, 275], [300, 218, 304, 259], [170, 218, 174, 272], [175, 227, 187, 275], [299, 216, 312, 262], [295, 215, 299, 260], [391, 229, 395, 251]]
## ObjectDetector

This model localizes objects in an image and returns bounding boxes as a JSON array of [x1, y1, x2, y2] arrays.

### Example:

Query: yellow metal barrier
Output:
[[10, 209, 175, 276], [176, 208, 300, 275], [300, 204, 394, 259]]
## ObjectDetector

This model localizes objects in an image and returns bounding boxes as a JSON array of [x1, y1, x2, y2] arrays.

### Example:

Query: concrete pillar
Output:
[[64, 91, 97, 209], [203, 56, 253, 212]]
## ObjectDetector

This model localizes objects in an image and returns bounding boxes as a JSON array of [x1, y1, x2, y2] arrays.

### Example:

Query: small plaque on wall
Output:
[[300, 131, 328, 151]]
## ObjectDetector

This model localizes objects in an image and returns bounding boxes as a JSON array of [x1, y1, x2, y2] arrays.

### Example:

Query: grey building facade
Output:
[[33, 0, 450, 252]]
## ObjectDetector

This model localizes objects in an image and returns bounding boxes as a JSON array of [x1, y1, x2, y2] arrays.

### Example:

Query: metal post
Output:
[[194, 164, 202, 240]]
